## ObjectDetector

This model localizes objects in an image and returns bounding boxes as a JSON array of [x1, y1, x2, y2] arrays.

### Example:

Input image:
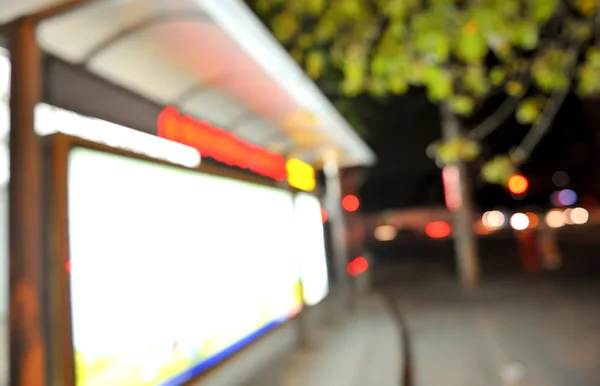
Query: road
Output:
[[381, 276, 600, 386]]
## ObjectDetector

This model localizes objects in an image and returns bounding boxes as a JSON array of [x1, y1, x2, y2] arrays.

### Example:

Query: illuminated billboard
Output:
[[65, 146, 303, 385], [294, 193, 329, 306]]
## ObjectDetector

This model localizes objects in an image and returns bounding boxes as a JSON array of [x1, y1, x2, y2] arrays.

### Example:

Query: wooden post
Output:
[[440, 104, 480, 288], [8, 17, 48, 386]]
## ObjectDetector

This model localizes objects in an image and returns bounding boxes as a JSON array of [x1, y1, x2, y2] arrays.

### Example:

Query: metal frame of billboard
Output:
[[44, 133, 305, 386]]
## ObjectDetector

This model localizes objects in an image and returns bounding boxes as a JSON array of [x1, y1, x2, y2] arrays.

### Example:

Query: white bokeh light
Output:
[[569, 207, 589, 225], [510, 213, 529, 231], [482, 210, 505, 228], [374, 225, 397, 241], [546, 209, 566, 228]]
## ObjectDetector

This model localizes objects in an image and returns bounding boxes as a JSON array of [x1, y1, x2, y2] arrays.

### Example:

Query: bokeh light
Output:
[[508, 175, 528, 195], [546, 209, 565, 228], [563, 208, 575, 225], [425, 221, 451, 238], [570, 207, 589, 225], [374, 225, 397, 241], [482, 210, 505, 229], [321, 207, 328, 223], [342, 194, 360, 212], [510, 213, 529, 231], [525, 212, 538, 228], [556, 189, 577, 206], [347, 256, 369, 276]]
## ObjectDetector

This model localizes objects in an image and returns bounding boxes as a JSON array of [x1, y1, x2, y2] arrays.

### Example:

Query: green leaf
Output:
[[380, 0, 412, 20], [255, 0, 271, 14], [272, 12, 299, 43], [423, 67, 453, 101], [505, 80, 525, 97], [315, 15, 337, 42], [389, 76, 409, 95], [368, 77, 388, 97], [432, 136, 480, 165], [455, 32, 488, 63], [528, 0, 559, 23], [577, 64, 600, 96], [490, 67, 506, 85], [407, 60, 427, 85], [586, 47, 600, 67], [416, 32, 451, 63], [516, 98, 541, 124], [531, 48, 571, 92], [481, 156, 516, 185], [463, 65, 490, 97], [511, 22, 539, 50], [459, 138, 481, 161], [306, 0, 326, 15], [342, 52, 367, 96], [493, 0, 520, 18], [371, 55, 388, 77], [449, 95, 475, 116], [297, 34, 313, 49], [572, 0, 598, 17], [306, 51, 326, 79]]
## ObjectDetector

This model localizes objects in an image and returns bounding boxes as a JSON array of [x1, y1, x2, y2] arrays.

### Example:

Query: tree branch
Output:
[[467, 70, 531, 141], [468, 97, 520, 141], [510, 46, 584, 166], [510, 87, 570, 166]]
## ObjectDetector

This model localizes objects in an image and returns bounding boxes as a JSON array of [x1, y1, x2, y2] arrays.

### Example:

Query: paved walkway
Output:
[[385, 277, 600, 386], [243, 294, 402, 386]]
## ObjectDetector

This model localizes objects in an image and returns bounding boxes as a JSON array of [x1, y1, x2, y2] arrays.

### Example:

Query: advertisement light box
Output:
[[294, 193, 329, 306], [66, 147, 303, 386]]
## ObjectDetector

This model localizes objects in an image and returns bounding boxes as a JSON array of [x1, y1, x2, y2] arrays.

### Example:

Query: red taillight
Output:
[[347, 256, 368, 276], [425, 221, 451, 239]]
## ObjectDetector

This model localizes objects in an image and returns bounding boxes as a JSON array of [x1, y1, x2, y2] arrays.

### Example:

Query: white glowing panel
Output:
[[294, 193, 329, 307], [67, 147, 303, 385]]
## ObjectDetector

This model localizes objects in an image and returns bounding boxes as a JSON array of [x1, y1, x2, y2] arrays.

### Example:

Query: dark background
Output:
[[358, 89, 600, 213]]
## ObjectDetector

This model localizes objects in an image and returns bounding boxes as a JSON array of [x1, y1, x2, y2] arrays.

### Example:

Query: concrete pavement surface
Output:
[[383, 276, 600, 386], [243, 294, 402, 386]]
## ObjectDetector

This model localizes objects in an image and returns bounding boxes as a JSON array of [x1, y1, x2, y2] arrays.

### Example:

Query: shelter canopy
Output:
[[1, 0, 376, 168]]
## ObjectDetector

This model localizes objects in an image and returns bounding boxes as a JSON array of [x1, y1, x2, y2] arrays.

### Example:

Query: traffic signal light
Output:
[[508, 174, 528, 195]]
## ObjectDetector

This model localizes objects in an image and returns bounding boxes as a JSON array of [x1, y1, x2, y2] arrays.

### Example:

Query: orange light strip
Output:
[[157, 106, 287, 181]]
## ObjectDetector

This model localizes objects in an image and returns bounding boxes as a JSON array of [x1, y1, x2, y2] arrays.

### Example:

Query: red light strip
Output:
[[157, 107, 287, 181]]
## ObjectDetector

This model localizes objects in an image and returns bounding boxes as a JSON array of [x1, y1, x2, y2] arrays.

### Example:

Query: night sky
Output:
[[358, 90, 600, 214]]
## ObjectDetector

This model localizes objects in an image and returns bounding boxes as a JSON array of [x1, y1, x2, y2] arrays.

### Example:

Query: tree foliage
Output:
[[252, 0, 600, 186]]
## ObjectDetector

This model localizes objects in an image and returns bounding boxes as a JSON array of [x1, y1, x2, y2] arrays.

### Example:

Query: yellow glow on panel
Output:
[[287, 159, 316, 192]]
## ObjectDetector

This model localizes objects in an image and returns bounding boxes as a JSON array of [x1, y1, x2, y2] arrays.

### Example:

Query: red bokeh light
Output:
[[321, 208, 328, 223], [508, 174, 528, 195], [342, 195, 360, 212], [425, 221, 451, 239], [347, 256, 369, 276], [65, 260, 71, 273]]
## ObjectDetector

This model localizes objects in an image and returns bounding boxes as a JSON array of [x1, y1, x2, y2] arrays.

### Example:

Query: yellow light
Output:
[[286, 158, 316, 192]]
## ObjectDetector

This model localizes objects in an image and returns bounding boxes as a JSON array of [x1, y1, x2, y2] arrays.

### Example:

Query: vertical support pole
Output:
[[323, 156, 351, 319], [9, 18, 47, 386], [440, 104, 480, 288]]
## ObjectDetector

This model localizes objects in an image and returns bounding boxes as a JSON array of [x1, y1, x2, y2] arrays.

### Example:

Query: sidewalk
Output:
[[243, 294, 403, 386], [385, 277, 600, 386]]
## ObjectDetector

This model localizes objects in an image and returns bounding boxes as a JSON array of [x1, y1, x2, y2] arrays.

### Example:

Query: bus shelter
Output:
[[0, 1, 376, 385]]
